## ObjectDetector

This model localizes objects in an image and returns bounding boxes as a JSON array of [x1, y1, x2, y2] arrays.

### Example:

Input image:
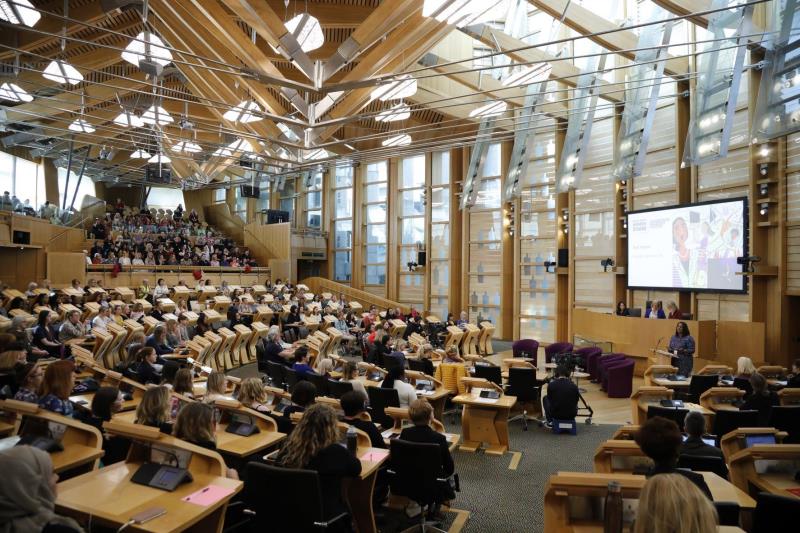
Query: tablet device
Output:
[[745, 434, 776, 447], [479, 390, 500, 399]]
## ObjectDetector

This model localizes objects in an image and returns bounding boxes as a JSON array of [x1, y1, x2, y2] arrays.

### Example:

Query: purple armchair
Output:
[[597, 354, 627, 389], [545, 342, 574, 364], [512, 339, 540, 359], [574, 346, 602, 374], [605, 358, 635, 398]]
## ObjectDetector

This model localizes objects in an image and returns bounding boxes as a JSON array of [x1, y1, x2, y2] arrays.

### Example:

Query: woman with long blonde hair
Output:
[[203, 371, 232, 403], [237, 377, 270, 412], [634, 474, 717, 533], [135, 385, 173, 434], [278, 404, 361, 517]]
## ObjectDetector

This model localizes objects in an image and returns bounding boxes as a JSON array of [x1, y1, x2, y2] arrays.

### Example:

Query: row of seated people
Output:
[[0, 348, 458, 531], [88, 202, 258, 267]]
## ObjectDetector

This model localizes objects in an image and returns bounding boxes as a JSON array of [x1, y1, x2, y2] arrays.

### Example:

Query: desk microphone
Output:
[[651, 337, 664, 362]]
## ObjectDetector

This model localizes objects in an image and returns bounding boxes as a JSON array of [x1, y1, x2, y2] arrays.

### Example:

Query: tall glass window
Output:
[[363, 161, 388, 293], [398, 155, 426, 309], [57, 167, 95, 211], [332, 165, 354, 282], [278, 176, 296, 225], [0, 153, 47, 209], [429, 151, 451, 319], [305, 170, 323, 228]]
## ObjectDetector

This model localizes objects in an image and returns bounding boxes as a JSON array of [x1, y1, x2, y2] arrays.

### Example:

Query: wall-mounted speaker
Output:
[[558, 248, 569, 268], [417, 250, 427, 267], [12, 230, 30, 245]]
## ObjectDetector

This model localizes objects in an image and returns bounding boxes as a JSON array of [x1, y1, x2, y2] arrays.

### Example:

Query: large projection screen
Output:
[[627, 198, 747, 293]]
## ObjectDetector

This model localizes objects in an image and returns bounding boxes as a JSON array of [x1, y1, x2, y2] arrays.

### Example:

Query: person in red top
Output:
[[666, 301, 682, 319]]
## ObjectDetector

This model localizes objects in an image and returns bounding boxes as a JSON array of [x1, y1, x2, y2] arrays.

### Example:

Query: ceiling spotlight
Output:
[[121, 31, 173, 69], [68, 119, 95, 133], [284, 13, 324, 52], [130, 149, 151, 159], [0, 0, 40, 27], [148, 153, 171, 164], [371, 75, 418, 101], [42, 59, 83, 85], [469, 101, 507, 118], [382, 134, 412, 147], [375, 102, 411, 122], [502, 62, 553, 87], [171, 140, 202, 154], [112, 110, 144, 128], [223, 100, 263, 123], [140, 105, 174, 125], [0, 82, 33, 102]]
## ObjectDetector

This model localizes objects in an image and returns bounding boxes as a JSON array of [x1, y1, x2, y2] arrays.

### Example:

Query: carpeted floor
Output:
[[441, 419, 619, 532]]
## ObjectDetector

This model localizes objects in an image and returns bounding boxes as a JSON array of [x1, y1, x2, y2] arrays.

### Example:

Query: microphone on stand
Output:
[[651, 337, 664, 363]]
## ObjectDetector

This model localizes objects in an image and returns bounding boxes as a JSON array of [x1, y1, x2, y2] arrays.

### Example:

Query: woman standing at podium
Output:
[[668, 322, 695, 376]]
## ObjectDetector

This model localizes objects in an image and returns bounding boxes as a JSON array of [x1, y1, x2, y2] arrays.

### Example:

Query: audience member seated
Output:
[[633, 474, 718, 533], [260, 330, 294, 367], [282, 381, 317, 421], [291, 347, 315, 377], [666, 300, 682, 320], [735, 356, 757, 379], [341, 361, 368, 401], [135, 385, 173, 434], [634, 417, 712, 499], [442, 345, 464, 364], [381, 366, 417, 408], [0, 445, 84, 533], [78, 386, 129, 465], [787, 358, 800, 388], [58, 310, 85, 342], [739, 372, 779, 425], [680, 411, 724, 460], [145, 325, 173, 357], [276, 403, 361, 520], [340, 391, 385, 448], [543, 364, 579, 427], [237, 377, 272, 413], [13, 362, 43, 404], [134, 347, 162, 385], [38, 360, 75, 417], [615, 301, 630, 316], [173, 402, 239, 479], [33, 310, 63, 359], [0, 343, 27, 372], [645, 300, 666, 319], [202, 371, 233, 404], [398, 398, 456, 516]]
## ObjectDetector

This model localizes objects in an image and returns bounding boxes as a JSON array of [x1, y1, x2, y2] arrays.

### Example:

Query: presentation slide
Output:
[[627, 199, 746, 292]]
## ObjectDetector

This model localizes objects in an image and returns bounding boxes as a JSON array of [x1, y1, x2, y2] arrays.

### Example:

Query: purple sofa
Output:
[[605, 358, 636, 398], [574, 346, 602, 374], [597, 354, 627, 389]]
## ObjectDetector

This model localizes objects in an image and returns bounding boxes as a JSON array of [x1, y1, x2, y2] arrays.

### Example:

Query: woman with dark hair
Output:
[[381, 366, 416, 407], [615, 301, 630, 316], [79, 386, 130, 464], [194, 312, 210, 335], [740, 372, 779, 426], [668, 321, 695, 376], [284, 305, 302, 341], [672, 216, 701, 288], [33, 310, 62, 359]]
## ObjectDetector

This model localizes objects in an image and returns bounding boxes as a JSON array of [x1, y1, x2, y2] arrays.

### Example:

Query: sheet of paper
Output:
[[182, 485, 235, 506], [360, 449, 389, 463]]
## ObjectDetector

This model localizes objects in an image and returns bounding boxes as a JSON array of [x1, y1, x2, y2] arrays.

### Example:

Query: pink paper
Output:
[[360, 449, 389, 462], [182, 485, 235, 506]]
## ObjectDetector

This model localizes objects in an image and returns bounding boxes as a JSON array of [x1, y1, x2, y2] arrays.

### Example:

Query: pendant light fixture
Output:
[[68, 92, 94, 133], [113, 109, 144, 128], [130, 148, 151, 159], [171, 140, 202, 154], [121, 0, 172, 75], [148, 152, 171, 164], [43, 1, 83, 85], [0, 0, 41, 27], [0, 54, 32, 102]]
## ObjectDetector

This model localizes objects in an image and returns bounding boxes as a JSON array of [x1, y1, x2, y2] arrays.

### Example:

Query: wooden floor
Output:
[[487, 349, 642, 426]]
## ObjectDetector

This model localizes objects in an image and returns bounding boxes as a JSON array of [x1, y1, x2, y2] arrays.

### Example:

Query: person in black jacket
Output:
[[680, 411, 725, 462], [399, 398, 456, 513], [786, 359, 800, 388], [543, 364, 579, 426], [174, 402, 239, 480], [134, 346, 162, 385], [635, 416, 713, 500], [740, 372, 779, 426], [78, 386, 130, 465], [145, 325, 173, 357], [278, 403, 361, 521], [340, 391, 385, 448]]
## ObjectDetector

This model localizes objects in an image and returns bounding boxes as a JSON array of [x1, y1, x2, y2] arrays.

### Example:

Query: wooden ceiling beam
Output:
[[463, 24, 622, 103], [251, 0, 372, 28], [529, 0, 689, 77]]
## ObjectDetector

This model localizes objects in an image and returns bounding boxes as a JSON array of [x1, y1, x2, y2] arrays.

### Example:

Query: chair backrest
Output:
[[243, 462, 327, 529], [367, 386, 400, 426], [753, 491, 800, 533], [713, 409, 760, 445], [713, 502, 741, 527], [768, 406, 800, 443], [628, 308, 642, 317], [512, 339, 539, 358], [387, 439, 445, 506], [327, 379, 353, 399], [506, 367, 541, 402], [474, 364, 502, 386], [284, 367, 301, 389], [305, 372, 328, 397], [545, 342, 574, 363], [646, 405, 690, 430], [408, 358, 428, 373], [266, 360, 286, 388], [682, 313, 694, 320], [733, 377, 753, 396], [677, 454, 729, 479], [688, 374, 720, 396]]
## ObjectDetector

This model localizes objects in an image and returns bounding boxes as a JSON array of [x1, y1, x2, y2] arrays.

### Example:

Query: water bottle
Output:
[[604, 481, 623, 533], [346, 425, 358, 454]]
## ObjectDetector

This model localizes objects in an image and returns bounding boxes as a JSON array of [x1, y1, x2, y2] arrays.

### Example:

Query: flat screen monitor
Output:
[[744, 434, 776, 447], [627, 198, 747, 293]]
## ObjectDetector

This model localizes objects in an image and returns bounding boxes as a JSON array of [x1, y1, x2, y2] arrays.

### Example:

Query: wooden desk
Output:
[[700, 387, 746, 413], [452, 389, 516, 455], [343, 447, 390, 533], [630, 386, 673, 425], [778, 388, 800, 406], [573, 309, 719, 376], [643, 365, 678, 386], [729, 444, 800, 499], [0, 399, 103, 474], [593, 440, 652, 474], [213, 400, 285, 458], [651, 376, 691, 388], [720, 428, 788, 463]]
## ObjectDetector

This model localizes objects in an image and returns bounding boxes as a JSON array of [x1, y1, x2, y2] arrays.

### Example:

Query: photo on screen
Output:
[[626, 198, 747, 293]]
